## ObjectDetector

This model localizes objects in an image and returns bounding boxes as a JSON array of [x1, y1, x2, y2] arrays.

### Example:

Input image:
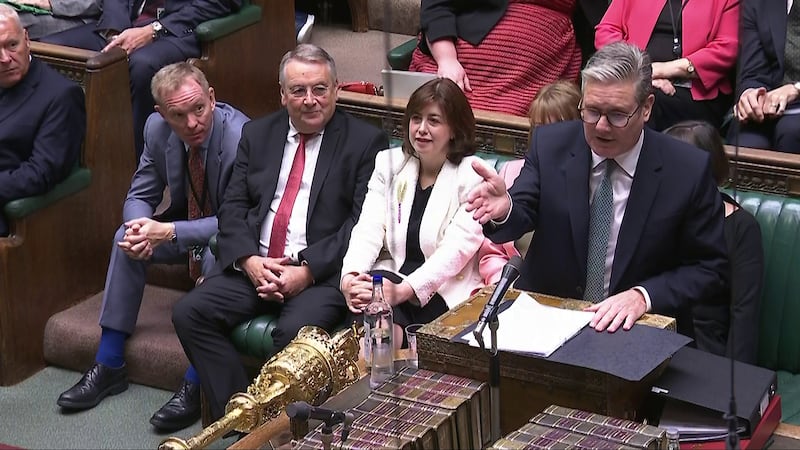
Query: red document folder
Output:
[[679, 394, 782, 450]]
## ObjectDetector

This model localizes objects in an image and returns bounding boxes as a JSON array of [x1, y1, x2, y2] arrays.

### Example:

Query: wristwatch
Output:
[[686, 59, 695, 75], [169, 224, 177, 244], [151, 21, 163, 40]]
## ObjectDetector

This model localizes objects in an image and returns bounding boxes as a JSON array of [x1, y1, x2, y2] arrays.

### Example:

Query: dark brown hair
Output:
[[402, 78, 476, 164], [664, 120, 730, 186]]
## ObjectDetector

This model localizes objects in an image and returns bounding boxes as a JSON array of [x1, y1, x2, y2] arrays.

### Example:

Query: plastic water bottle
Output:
[[666, 427, 680, 450], [364, 275, 394, 389]]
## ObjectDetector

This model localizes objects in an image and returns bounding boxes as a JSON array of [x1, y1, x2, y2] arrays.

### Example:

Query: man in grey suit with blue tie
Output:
[[57, 61, 249, 432]]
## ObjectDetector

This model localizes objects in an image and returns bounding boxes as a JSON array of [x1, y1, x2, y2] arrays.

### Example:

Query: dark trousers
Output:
[[42, 25, 200, 163], [728, 113, 800, 154], [648, 87, 732, 132], [172, 269, 347, 420]]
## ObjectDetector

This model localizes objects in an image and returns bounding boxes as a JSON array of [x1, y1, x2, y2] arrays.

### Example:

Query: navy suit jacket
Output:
[[0, 58, 85, 235], [94, 0, 241, 52], [123, 103, 248, 251], [739, 0, 792, 96], [216, 109, 388, 286], [487, 121, 728, 335]]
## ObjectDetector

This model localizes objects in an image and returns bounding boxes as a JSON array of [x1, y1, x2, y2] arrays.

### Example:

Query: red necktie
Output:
[[267, 134, 308, 258], [187, 146, 211, 281]]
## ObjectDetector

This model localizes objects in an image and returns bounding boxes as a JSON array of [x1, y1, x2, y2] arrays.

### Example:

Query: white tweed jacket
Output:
[[341, 146, 487, 308]]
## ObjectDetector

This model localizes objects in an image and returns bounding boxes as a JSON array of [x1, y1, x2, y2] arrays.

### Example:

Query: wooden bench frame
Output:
[[0, 43, 136, 386]]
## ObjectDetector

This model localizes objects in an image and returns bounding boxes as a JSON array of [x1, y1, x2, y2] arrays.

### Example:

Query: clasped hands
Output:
[[340, 273, 416, 314], [239, 255, 312, 302], [736, 85, 800, 123], [464, 161, 647, 332], [117, 217, 174, 261]]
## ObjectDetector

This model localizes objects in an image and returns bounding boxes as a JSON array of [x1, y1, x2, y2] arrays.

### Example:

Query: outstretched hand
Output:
[[465, 160, 509, 224]]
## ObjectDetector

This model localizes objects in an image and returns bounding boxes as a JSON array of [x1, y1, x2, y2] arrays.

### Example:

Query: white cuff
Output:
[[632, 286, 652, 312], [490, 192, 513, 226]]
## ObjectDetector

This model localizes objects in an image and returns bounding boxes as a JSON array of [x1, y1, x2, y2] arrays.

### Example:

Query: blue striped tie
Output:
[[584, 159, 615, 302]]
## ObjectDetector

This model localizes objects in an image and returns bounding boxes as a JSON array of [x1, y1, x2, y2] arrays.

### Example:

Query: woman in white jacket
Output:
[[340, 78, 492, 348]]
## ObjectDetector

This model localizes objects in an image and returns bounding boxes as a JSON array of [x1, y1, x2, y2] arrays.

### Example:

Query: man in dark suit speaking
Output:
[[0, 4, 85, 237], [466, 42, 727, 337], [173, 44, 388, 421]]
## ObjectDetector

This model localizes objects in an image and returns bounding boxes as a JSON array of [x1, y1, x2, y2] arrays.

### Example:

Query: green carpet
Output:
[[0, 367, 237, 449]]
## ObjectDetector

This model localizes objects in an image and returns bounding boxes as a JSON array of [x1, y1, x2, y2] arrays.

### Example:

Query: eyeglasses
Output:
[[579, 103, 642, 128], [286, 84, 330, 99]]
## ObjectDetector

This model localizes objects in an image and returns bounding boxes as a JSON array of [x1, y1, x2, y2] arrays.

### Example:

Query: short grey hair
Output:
[[581, 42, 653, 105], [278, 43, 337, 87], [151, 62, 211, 106], [0, 4, 22, 27]]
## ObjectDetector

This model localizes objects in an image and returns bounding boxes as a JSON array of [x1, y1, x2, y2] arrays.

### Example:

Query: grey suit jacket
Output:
[[123, 102, 248, 254]]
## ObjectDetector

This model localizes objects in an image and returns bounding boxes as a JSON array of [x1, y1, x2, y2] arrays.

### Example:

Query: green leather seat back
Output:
[[728, 190, 800, 374], [194, 1, 261, 42], [3, 166, 91, 219]]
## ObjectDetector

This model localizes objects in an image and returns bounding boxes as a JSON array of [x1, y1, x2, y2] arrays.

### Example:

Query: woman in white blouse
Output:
[[340, 78, 491, 348]]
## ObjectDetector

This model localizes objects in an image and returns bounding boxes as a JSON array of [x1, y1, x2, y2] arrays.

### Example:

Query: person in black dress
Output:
[[664, 120, 764, 364]]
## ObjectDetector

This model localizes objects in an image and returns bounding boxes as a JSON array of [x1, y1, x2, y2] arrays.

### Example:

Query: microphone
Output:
[[285, 401, 353, 427], [473, 255, 523, 342]]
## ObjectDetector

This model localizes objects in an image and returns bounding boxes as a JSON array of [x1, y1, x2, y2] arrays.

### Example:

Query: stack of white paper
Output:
[[467, 292, 593, 357]]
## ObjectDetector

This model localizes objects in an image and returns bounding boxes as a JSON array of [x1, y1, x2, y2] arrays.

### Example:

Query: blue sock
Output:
[[95, 328, 128, 369], [184, 365, 200, 385]]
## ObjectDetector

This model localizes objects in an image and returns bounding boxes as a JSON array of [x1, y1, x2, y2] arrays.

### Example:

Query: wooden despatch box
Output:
[[416, 287, 677, 435]]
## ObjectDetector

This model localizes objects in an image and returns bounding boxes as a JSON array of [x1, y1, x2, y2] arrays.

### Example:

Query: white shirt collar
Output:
[[288, 119, 325, 141], [590, 129, 644, 178]]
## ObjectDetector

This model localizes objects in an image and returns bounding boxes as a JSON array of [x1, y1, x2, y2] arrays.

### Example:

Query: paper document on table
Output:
[[467, 292, 593, 357]]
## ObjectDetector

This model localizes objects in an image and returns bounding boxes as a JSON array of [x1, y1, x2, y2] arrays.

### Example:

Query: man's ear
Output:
[[641, 93, 656, 122], [208, 87, 216, 110]]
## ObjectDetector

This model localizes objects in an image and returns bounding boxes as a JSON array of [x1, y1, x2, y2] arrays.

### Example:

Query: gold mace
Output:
[[159, 325, 361, 450]]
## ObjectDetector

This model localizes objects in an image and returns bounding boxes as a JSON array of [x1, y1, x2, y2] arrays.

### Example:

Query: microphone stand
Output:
[[475, 305, 503, 443], [320, 423, 334, 450], [488, 313, 501, 442]]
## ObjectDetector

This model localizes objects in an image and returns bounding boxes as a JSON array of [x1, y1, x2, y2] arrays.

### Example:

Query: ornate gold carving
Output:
[[158, 325, 361, 450]]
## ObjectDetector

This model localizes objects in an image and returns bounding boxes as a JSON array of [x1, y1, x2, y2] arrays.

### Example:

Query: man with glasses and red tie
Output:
[[57, 62, 248, 431], [466, 42, 727, 339], [172, 44, 388, 423]]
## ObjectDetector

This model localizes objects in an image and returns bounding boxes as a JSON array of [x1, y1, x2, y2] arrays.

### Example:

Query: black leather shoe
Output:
[[149, 380, 201, 431], [57, 362, 128, 409]]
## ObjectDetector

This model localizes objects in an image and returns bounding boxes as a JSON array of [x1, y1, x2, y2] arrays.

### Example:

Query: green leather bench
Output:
[[3, 166, 91, 221], [729, 190, 800, 424]]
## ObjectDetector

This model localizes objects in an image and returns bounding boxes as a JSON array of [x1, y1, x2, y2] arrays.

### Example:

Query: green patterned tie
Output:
[[584, 159, 615, 303]]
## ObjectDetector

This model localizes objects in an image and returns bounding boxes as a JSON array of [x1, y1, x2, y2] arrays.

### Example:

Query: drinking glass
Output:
[[405, 323, 424, 368]]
